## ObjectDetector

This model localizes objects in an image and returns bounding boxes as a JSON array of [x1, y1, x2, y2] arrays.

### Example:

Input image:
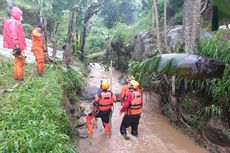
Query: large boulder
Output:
[[132, 26, 184, 59], [80, 84, 99, 101], [133, 30, 157, 59], [167, 26, 184, 52], [204, 118, 230, 147]]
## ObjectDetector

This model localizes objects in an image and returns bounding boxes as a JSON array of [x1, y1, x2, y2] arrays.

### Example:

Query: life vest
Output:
[[126, 91, 142, 115], [97, 91, 114, 111]]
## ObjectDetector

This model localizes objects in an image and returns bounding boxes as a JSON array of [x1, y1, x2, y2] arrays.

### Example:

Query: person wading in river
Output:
[[120, 80, 143, 140], [86, 80, 116, 137], [119, 75, 135, 105]]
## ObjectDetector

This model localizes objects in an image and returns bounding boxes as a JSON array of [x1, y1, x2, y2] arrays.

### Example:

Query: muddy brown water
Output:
[[78, 63, 208, 153]]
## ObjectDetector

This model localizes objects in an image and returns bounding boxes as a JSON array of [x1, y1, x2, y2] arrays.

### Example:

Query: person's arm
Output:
[[119, 85, 126, 102], [112, 92, 117, 102], [94, 93, 100, 102], [120, 91, 133, 113], [137, 88, 143, 105]]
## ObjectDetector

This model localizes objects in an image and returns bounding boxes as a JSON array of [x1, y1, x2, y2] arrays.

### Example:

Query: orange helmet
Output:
[[127, 75, 135, 81], [130, 80, 139, 90], [100, 80, 110, 90]]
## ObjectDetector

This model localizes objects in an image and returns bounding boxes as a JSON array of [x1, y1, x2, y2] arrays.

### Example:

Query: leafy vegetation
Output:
[[187, 30, 230, 121], [128, 30, 230, 132], [0, 0, 229, 151], [0, 56, 84, 153], [100, 0, 137, 28]]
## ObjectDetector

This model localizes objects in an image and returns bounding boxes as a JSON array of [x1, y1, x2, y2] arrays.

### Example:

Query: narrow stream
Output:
[[78, 63, 208, 153]]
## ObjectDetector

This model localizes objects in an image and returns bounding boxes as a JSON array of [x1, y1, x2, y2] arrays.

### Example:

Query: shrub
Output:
[[0, 58, 83, 152]]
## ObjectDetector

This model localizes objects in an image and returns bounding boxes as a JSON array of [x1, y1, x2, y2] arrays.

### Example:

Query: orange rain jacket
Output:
[[3, 7, 26, 50]]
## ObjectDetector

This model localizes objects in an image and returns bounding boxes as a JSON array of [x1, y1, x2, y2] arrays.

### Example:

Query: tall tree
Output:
[[100, 0, 136, 28], [51, 0, 76, 58], [63, 9, 75, 66], [151, 0, 155, 28], [164, 0, 168, 51], [183, 0, 202, 54], [79, 0, 105, 60], [152, 0, 161, 53]]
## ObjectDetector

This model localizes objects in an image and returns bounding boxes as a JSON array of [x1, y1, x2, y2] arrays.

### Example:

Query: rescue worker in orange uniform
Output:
[[31, 22, 46, 76], [120, 80, 143, 139], [119, 75, 135, 104], [3, 6, 26, 81], [86, 81, 116, 137]]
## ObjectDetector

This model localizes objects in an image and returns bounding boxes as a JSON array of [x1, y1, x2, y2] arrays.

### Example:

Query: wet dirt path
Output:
[[78, 63, 208, 153]]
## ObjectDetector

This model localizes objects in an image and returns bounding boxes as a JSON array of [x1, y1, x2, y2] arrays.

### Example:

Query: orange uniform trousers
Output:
[[14, 50, 25, 81], [32, 48, 44, 76], [86, 110, 111, 136]]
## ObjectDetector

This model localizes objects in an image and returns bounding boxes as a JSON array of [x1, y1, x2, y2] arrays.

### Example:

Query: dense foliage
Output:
[[100, 0, 137, 28], [0, 56, 84, 153], [191, 30, 230, 118]]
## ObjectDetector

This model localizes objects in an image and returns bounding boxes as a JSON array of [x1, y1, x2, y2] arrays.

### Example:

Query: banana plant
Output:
[[138, 53, 227, 80]]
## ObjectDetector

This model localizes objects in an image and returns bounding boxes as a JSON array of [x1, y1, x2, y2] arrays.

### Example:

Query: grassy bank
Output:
[[0, 56, 83, 153]]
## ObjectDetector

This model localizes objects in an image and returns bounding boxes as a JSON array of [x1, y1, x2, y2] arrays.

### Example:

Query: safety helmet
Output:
[[127, 75, 135, 81], [130, 80, 139, 90], [100, 80, 110, 90]]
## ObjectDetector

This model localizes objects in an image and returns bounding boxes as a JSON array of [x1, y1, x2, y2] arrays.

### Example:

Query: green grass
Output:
[[0, 56, 83, 153], [0, 58, 15, 89], [196, 30, 230, 102]]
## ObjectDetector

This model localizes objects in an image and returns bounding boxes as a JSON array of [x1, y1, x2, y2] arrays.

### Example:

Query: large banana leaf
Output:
[[138, 53, 227, 80]]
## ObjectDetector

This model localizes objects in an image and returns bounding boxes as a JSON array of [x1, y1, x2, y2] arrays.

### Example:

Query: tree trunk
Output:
[[151, 0, 155, 29], [79, 1, 103, 61], [152, 0, 161, 53], [164, 0, 169, 52], [75, 24, 79, 42], [43, 20, 48, 54], [52, 22, 59, 58], [80, 20, 87, 61], [183, 0, 202, 54], [63, 10, 75, 67]]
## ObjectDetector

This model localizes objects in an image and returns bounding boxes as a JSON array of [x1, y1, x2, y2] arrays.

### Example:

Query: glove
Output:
[[93, 101, 99, 107], [15, 48, 21, 56]]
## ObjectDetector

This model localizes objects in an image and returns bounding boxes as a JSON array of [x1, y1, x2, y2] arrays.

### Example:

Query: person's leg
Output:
[[37, 57, 44, 76], [18, 57, 25, 80], [14, 56, 19, 80], [100, 110, 111, 136], [33, 50, 44, 76], [131, 114, 141, 137], [120, 115, 131, 138], [86, 113, 96, 136], [14, 56, 25, 81]]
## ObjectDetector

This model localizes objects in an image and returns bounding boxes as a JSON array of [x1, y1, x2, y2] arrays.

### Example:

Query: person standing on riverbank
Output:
[[3, 6, 26, 81], [31, 22, 46, 77]]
